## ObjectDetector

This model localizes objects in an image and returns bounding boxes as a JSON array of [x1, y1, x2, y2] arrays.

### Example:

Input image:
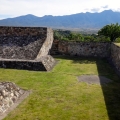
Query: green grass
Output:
[[1, 56, 120, 120]]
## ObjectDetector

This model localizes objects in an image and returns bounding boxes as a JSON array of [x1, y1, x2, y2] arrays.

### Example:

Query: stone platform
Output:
[[0, 82, 30, 120], [0, 55, 56, 71], [0, 82, 25, 114], [0, 26, 56, 71]]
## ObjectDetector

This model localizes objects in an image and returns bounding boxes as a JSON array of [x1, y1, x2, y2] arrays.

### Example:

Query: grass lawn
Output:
[[1, 56, 120, 120]]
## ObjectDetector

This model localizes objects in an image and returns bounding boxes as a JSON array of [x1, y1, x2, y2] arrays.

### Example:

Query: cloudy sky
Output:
[[0, 0, 120, 19]]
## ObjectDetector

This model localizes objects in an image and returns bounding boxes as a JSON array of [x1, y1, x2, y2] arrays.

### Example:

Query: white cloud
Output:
[[102, 5, 109, 9], [0, 0, 120, 19], [91, 8, 101, 13]]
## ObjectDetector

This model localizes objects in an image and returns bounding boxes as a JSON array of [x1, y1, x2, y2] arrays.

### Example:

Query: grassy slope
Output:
[[0, 56, 120, 120]]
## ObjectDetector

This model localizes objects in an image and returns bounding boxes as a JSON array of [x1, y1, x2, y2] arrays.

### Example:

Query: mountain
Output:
[[0, 10, 120, 29]]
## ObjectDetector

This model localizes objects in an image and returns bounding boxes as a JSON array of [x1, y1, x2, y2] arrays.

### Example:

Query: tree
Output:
[[98, 23, 120, 42], [68, 33, 84, 41]]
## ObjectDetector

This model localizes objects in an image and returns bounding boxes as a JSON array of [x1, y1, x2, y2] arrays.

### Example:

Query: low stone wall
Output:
[[51, 40, 111, 58], [50, 40, 120, 76], [0, 55, 56, 71], [110, 43, 120, 74], [0, 82, 25, 114], [0, 59, 45, 71]]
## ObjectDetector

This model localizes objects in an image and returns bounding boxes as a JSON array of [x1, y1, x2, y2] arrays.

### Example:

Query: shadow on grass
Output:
[[96, 60, 120, 120], [54, 55, 120, 120], [54, 55, 98, 64]]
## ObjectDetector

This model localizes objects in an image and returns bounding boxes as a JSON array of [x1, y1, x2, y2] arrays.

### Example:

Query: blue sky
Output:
[[0, 0, 120, 19]]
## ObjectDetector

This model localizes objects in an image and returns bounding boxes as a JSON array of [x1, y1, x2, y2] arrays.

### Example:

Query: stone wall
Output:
[[51, 40, 111, 58], [36, 28, 53, 58], [50, 40, 60, 55], [0, 55, 56, 71], [50, 40, 120, 75], [110, 43, 120, 73]]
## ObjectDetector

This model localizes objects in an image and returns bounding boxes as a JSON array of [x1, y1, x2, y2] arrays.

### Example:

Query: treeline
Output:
[[54, 30, 111, 42], [54, 23, 120, 42]]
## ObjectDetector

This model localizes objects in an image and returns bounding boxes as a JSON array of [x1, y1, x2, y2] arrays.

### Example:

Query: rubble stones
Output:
[[0, 82, 25, 114]]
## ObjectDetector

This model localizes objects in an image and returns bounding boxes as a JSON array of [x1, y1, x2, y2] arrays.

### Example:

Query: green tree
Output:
[[68, 33, 84, 41], [98, 23, 120, 42]]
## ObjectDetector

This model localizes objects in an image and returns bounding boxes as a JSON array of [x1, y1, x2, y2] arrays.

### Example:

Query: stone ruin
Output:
[[0, 82, 24, 113], [0, 26, 56, 71], [0, 82, 29, 119]]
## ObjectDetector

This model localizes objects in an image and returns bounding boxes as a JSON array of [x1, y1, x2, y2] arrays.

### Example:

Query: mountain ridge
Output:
[[0, 10, 120, 29]]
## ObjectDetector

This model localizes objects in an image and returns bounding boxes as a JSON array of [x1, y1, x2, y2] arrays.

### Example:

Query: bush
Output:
[[114, 37, 120, 43], [95, 36, 111, 42], [54, 30, 111, 42]]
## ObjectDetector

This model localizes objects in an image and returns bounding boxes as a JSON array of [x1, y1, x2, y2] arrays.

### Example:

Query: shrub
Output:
[[114, 37, 120, 43]]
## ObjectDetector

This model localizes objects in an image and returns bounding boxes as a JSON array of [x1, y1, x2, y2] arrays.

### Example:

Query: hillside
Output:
[[0, 10, 120, 29]]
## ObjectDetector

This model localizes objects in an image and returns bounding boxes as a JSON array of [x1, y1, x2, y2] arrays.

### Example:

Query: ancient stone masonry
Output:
[[51, 40, 111, 58], [110, 43, 120, 74], [0, 55, 56, 71], [0, 27, 47, 60], [50, 39, 60, 55], [36, 27, 53, 58], [50, 40, 120, 76], [0, 26, 120, 74], [0, 26, 56, 71], [0, 82, 25, 114]]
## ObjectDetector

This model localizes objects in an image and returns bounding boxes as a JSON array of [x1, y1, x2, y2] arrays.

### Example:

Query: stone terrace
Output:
[[0, 26, 56, 71]]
